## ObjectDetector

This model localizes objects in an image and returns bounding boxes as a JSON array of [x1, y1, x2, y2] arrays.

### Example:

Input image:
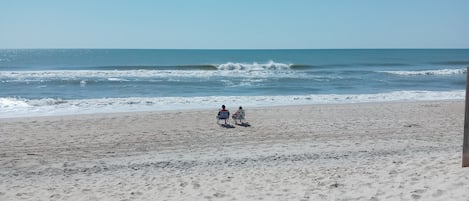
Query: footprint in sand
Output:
[[411, 194, 421, 200], [432, 189, 444, 197], [179, 182, 188, 187], [16, 192, 33, 198], [130, 191, 143, 196], [410, 189, 426, 200], [49, 194, 61, 199], [192, 181, 201, 189], [213, 192, 227, 198]]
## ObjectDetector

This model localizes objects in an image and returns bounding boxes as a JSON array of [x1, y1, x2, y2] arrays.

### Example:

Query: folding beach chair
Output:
[[232, 111, 245, 124], [217, 110, 230, 125]]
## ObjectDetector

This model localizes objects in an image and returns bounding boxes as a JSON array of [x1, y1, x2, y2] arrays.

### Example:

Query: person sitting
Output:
[[217, 105, 230, 124], [232, 106, 246, 124]]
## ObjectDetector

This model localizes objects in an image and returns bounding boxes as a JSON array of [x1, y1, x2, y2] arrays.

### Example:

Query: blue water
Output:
[[0, 49, 467, 117]]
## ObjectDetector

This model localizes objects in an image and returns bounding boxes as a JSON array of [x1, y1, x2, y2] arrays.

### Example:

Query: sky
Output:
[[1, 0, 468, 49]]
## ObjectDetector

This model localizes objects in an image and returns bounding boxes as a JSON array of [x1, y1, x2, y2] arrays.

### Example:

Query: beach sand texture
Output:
[[1, 101, 468, 201]]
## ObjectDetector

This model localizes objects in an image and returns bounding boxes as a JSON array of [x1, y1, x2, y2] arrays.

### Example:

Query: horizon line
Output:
[[1, 47, 469, 50]]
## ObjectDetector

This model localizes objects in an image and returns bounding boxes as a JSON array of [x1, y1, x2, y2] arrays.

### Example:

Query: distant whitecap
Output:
[[379, 68, 466, 76]]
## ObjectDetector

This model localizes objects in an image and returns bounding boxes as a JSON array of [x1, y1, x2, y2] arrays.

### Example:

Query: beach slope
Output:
[[0, 101, 468, 200]]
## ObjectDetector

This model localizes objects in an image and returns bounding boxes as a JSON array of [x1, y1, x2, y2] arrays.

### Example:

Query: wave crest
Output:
[[216, 61, 291, 71], [379, 68, 466, 76]]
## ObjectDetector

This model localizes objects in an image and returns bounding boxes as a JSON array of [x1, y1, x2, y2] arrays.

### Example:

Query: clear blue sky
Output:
[[1, 0, 468, 49]]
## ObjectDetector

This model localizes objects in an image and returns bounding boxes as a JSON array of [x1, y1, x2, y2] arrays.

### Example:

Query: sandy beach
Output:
[[1, 101, 468, 201]]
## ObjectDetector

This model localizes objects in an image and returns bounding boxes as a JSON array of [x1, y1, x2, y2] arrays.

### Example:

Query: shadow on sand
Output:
[[236, 122, 251, 127], [220, 124, 235, 128]]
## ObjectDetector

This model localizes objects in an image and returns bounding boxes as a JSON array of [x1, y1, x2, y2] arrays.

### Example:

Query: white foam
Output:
[[0, 90, 464, 118], [216, 61, 291, 71], [0, 98, 30, 108], [0, 68, 304, 81], [107, 77, 129, 81], [80, 80, 87, 87], [379, 68, 466, 76]]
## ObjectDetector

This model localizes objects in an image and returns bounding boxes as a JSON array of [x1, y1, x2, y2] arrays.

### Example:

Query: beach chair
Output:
[[232, 110, 250, 127], [232, 111, 245, 124], [217, 110, 230, 125]]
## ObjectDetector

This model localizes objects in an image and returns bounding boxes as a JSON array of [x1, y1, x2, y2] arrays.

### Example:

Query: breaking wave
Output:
[[0, 61, 307, 81], [216, 61, 292, 71], [379, 68, 466, 76]]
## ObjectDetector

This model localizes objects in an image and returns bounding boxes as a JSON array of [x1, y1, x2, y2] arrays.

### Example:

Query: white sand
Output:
[[1, 101, 468, 201]]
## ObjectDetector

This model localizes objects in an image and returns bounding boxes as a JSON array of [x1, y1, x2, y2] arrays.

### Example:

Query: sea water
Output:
[[0, 49, 467, 118]]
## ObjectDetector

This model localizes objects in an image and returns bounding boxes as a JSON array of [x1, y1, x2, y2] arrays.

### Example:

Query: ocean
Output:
[[0, 49, 467, 118]]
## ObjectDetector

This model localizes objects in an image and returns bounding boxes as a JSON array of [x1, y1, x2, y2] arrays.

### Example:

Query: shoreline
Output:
[[1, 100, 468, 200], [0, 98, 464, 120], [1, 89, 465, 119]]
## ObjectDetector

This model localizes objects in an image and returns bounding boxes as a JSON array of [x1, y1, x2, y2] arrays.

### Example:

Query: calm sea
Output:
[[0, 49, 467, 117]]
